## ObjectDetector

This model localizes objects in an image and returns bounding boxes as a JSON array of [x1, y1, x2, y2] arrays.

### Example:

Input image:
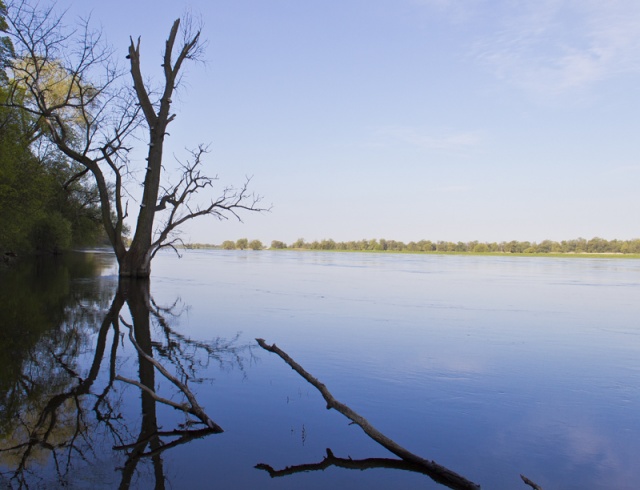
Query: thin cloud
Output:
[[410, 0, 640, 95], [375, 126, 483, 152], [472, 0, 640, 94], [408, 0, 483, 23], [603, 164, 640, 175], [435, 185, 471, 193]]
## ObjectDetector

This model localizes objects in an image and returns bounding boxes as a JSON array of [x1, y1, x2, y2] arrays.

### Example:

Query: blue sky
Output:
[[64, 0, 639, 244]]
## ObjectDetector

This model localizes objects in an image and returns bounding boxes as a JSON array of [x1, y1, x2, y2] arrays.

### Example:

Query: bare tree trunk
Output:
[[118, 246, 152, 278]]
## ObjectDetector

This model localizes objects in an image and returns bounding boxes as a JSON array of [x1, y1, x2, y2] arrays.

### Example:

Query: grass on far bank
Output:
[[182, 244, 640, 259]]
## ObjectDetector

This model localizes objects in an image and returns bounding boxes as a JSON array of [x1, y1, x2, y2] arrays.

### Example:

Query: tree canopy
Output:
[[0, 86, 104, 254], [274, 237, 640, 254], [0, 2, 107, 255]]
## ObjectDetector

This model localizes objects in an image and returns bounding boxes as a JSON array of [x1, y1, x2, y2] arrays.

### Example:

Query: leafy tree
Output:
[[472, 243, 488, 253], [0, 100, 47, 250], [320, 238, 336, 250], [29, 212, 71, 254], [221, 240, 236, 250], [235, 238, 248, 250], [249, 239, 263, 250], [292, 238, 306, 249], [0, 1, 13, 81], [270, 240, 286, 249], [0, 83, 103, 253]]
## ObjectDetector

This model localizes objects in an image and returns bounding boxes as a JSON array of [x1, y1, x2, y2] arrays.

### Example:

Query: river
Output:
[[1, 250, 638, 489]]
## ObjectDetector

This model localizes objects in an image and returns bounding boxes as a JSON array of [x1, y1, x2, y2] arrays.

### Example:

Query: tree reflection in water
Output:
[[0, 254, 251, 489]]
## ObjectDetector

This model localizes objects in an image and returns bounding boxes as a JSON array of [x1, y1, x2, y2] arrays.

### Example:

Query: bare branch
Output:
[[256, 448, 466, 481], [149, 145, 269, 257], [520, 474, 544, 490]]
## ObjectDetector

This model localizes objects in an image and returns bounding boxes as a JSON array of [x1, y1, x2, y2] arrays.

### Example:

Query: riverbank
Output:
[[181, 244, 640, 259]]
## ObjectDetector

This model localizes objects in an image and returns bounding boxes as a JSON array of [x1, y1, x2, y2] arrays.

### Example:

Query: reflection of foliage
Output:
[[0, 254, 112, 438], [0, 253, 252, 489], [0, 253, 117, 488]]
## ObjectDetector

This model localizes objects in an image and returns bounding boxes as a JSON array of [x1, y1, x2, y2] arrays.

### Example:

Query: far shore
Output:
[[179, 245, 640, 259]]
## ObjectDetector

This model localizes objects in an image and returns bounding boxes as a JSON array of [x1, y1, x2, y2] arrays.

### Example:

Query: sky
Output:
[[58, 0, 640, 245]]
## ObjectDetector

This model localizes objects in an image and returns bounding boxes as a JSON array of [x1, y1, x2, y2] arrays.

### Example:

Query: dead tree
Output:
[[3, 1, 266, 277]]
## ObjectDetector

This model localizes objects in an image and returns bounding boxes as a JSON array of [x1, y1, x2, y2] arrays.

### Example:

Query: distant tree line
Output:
[[267, 237, 640, 254], [223, 238, 264, 250], [185, 238, 265, 250]]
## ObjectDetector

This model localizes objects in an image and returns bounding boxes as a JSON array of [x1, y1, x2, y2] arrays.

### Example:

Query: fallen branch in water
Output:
[[257, 447, 467, 479], [256, 338, 481, 490], [520, 474, 543, 490]]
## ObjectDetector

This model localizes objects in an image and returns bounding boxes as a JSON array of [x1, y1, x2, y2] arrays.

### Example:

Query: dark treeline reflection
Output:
[[0, 253, 251, 489]]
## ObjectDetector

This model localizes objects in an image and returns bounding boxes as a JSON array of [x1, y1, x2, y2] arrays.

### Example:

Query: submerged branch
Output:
[[256, 338, 481, 490], [256, 447, 464, 479], [520, 475, 544, 490]]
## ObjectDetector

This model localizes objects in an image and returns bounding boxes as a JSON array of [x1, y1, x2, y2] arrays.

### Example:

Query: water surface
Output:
[[1, 250, 638, 489]]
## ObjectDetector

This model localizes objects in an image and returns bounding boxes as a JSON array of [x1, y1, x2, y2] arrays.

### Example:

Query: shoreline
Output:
[[179, 246, 640, 259]]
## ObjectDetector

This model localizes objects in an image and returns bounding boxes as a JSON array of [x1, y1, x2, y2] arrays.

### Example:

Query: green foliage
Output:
[[221, 240, 236, 250], [249, 239, 263, 250], [0, 1, 14, 83], [292, 238, 306, 249], [30, 212, 72, 254], [0, 252, 113, 442], [473, 243, 489, 253], [270, 240, 287, 249], [235, 238, 248, 250], [0, 81, 103, 253], [0, 92, 50, 251], [254, 237, 640, 255]]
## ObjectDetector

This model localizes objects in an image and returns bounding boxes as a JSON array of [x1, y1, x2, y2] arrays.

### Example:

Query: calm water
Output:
[[1, 250, 639, 489]]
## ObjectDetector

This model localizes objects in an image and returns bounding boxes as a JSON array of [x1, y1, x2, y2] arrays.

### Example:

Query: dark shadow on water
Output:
[[0, 253, 251, 489]]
